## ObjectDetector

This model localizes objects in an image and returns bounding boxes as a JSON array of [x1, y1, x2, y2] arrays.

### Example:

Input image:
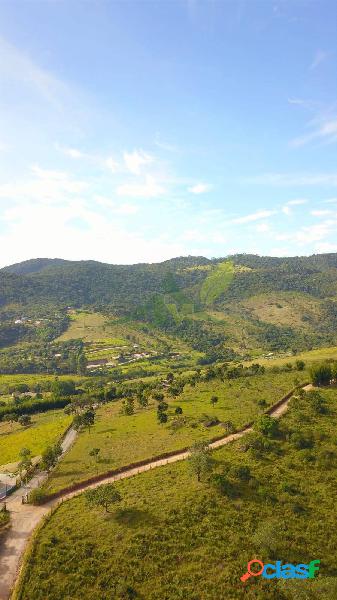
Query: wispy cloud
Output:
[[123, 149, 154, 175], [0, 165, 87, 204], [310, 209, 334, 217], [247, 173, 337, 186], [0, 35, 70, 111], [232, 210, 275, 224], [281, 198, 308, 215], [61, 146, 85, 159], [310, 49, 329, 70], [188, 182, 211, 194], [116, 175, 165, 198], [291, 117, 337, 147]]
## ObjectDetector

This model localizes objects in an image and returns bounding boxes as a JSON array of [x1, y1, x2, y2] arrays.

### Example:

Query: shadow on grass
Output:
[[98, 428, 116, 435], [113, 507, 158, 528]]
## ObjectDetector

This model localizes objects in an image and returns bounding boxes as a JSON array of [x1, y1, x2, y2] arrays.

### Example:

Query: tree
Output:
[[85, 483, 121, 513], [296, 360, 305, 371], [82, 409, 95, 432], [307, 390, 327, 414], [137, 393, 148, 408], [18, 414, 32, 427], [41, 443, 62, 471], [18, 447, 32, 479], [77, 352, 87, 375], [51, 379, 76, 398], [152, 391, 164, 402], [72, 414, 84, 431], [210, 395, 218, 408], [175, 406, 183, 415], [166, 372, 174, 383], [157, 401, 168, 412], [122, 398, 135, 416], [157, 410, 168, 424], [254, 415, 279, 438], [189, 442, 213, 482], [2, 413, 18, 428], [310, 363, 332, 386], [89, 448, 101, 463], [223, 420, 235, 433]]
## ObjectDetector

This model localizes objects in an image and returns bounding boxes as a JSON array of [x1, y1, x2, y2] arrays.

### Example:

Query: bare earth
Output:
[[0, 385, 312, 600]]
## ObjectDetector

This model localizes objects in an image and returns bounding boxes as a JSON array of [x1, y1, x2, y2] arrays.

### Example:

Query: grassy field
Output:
[[0, 410, 71, 469], [200, 260, 235, 305], [16, 386, 337, 600], [0, 373, 88, 390], [57, 312, 129, 344], [43, 370, 305, 494], [241, 291, 324, 331], [57, 312, 188, 352], [243, 345, 337, 368]]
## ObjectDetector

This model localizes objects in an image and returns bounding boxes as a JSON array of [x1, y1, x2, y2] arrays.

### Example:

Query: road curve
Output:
[[0, 385, 311, 600]]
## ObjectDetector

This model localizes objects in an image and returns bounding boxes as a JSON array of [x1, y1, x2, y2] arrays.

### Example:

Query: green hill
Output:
[[1, 253, 337, 359]]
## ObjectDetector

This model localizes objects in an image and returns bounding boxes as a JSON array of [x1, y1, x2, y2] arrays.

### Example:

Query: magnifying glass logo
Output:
[[240, 559, 265, 582]]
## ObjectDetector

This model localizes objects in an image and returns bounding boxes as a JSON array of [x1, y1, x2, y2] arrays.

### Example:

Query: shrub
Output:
[[254, 415, 279, 438], [29, 488, 48, 505], [310, 363, 332, 386]]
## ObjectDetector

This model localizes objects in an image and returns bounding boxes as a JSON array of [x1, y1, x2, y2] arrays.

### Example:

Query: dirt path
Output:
[[0, 385, 311, 600]]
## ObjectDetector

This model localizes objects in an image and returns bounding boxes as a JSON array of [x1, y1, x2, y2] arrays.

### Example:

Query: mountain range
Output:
[[1, 253, 337, 356]]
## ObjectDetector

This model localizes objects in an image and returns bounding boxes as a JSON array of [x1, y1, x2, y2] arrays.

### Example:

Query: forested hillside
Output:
[[1, 253, 337, 358]]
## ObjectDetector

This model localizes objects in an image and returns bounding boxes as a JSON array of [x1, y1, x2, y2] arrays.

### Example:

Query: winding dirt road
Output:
[[0, 385, 311, 600]]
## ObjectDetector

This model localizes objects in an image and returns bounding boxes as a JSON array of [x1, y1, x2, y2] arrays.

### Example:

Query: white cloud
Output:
[[116, 175, 165, 198], [281, 198, 308, 215], [247, 173, 337, 186], [94, 195, 139, 215], [324, 197, 337, 204], [105, 157, 119, 172], [62, 147, 84, 159], [0, 166, 87, 204], [315, 242, 337, 253], [282, 206, 291, 216], [310, 50, 329, 70], [311, 209, 334, 217], [276, 219, 337, 246], [287, 199, 308, 206], [188, 182, 211, 194], [291, 118, 337, 147], [0, 200, 186, 267], [255, 223, 271, 233], [0, 35, 70, 111], [123, 149, 154, 175], [232, 210, 275, 224]]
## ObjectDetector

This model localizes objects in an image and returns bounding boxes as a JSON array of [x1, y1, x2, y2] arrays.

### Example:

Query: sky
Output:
[[0, 0, 337, 267]]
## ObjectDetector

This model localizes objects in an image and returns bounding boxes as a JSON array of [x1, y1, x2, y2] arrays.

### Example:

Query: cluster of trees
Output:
[[0, 339, 86, 375]]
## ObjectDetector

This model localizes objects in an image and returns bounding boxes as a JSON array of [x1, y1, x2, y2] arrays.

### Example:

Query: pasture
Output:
[[43, 370, 304, 494], [15, 386, 337, 600]]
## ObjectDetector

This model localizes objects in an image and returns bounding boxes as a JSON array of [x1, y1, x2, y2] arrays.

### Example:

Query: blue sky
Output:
[[0, 0, 337, 266]]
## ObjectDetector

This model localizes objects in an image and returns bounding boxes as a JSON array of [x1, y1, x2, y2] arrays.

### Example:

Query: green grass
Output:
[[0, 373, 87, 388], [0, 410, 72, 468], [200, 260, 235, 305], [16, 386, 337, 600], [43, 371, 304, 494], [243, 345, 337, 368]]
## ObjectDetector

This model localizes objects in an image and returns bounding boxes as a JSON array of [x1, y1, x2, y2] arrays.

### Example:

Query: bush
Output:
[[254, 415, 279, 438], [291, 432, 314, 450], [310, 363, 331, 386], [29, 488, 48, 505], [0, 509, 10, 533]]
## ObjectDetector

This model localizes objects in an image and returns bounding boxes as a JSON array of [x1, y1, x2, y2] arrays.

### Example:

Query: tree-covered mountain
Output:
[[1, 253, 337, 356]]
